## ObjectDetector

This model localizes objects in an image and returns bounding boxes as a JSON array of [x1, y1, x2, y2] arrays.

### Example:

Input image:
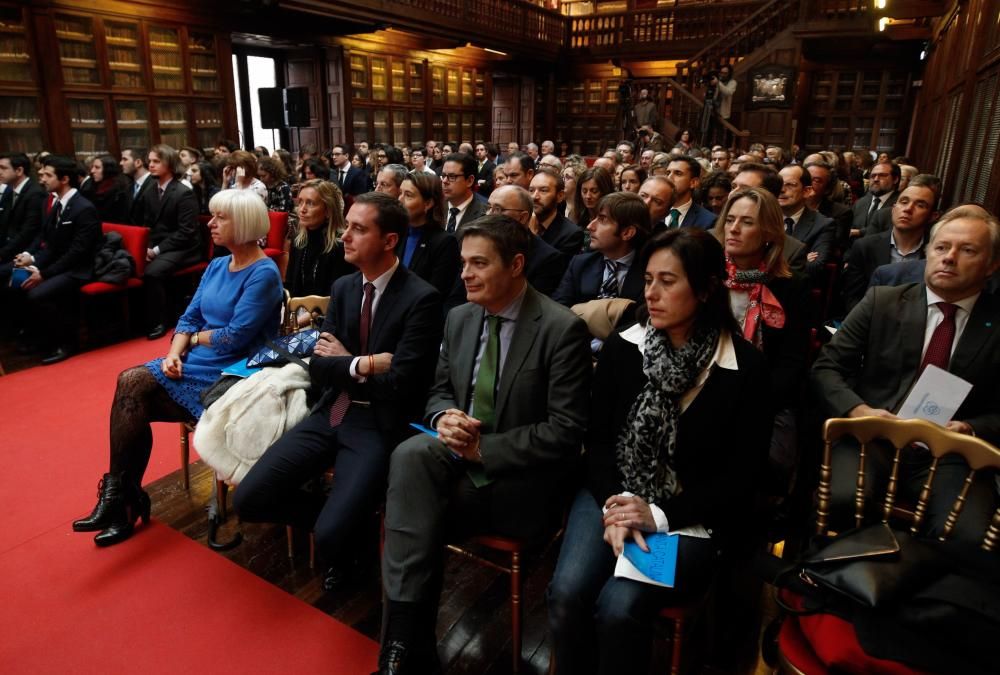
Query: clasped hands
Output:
[[11, 253, 41, 289], [436, 409, 482, 462], [602, 494, 657, 556], [313, 332, 392, 377]]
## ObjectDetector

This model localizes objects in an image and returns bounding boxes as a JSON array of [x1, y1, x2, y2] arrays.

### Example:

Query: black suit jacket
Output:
[[852, 190, 898, 236], [475, 159, 495, 197], [452, 197, 487, 232], [539, 214, 584, 256], [126, 175, 154, 226], [789, 208, 836, 281], [336, 165, 368, 197], [841, 230, 926, 312], [142, 179, 200, 257], [309, 265, 443, 449], [867, 205, 893, 236], [395, 225, 460, 296], [0, 178, 46, 262], [812, 284, 1000, 444], [817, 197, 853, 252], [30, 191, 102, 281], [552, 250, 644, 307], [758, 273, 810, 407], [586, 329, 773, 549]]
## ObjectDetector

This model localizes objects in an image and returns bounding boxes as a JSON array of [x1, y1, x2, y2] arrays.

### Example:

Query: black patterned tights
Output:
[[109, 366, 194, 486]]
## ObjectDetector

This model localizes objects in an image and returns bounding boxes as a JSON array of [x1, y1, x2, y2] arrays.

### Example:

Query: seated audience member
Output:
[[504, 151, 535, 190], [441, 152, 487, 233], [81, 154, 129, 223], [397, 172, 460, 296], [710, 148, 731, 174], [303, 159, 331, 182], [376, 215, 592, 674], [188, 161, 220, 216], [235, 192, 443, 592], [492, 165, 508, 191], [554, 191, 649, 309], [561, 156, 587, 224], [530, 168, 583, 256], [258, 156, 294, 217], [730, 163, 806, 273], [285, 179, 353, 300], [619, 164, 646, 195], [803, 160, 852, 250], [120, 146, 152, 225], [699, 171, 732, 215], [179, 146, 202, 169], [375, 163, 408, 200], [0, 155, 101, 363], [409, 149, 435, 176], [851, 160, 900, 240], [716, 188, 809, 488], [811, 206, 1000, 544], [72, 190, 283, 545], [865, 173, 941, 237], [778, 164, 836, 283], [639, 176, 676, 232], [223, 150, 268, 201], [0, 152, 46, 264], [663, 157, 716, 230], [141, 145, 202, 339], [547, 228, 773, 675], [575, 166, 615, 227], [841, 181, 939, 312]]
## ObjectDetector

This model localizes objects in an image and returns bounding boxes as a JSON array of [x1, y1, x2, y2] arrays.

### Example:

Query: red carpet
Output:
[[0, 339, 380, 673], [0, 336, 196, 553]]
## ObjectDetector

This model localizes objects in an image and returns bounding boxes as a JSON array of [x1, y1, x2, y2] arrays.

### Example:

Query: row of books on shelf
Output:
[[59, 41, 96, 60]]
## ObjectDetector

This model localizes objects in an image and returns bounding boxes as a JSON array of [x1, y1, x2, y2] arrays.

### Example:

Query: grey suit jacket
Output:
[[852, 190, 898, 235], [811, 283, 1000, 443], [783, 235, 807, 274], [790, 208, 836, 280], [426, 285, 591, 477]]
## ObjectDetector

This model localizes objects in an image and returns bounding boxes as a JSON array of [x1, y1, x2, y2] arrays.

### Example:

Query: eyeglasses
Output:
[[487, 204, 528, 215], [440, 173, 466, 182]]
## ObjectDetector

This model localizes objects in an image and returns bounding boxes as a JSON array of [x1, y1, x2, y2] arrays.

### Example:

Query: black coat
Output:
[[539, 214, 585, 257], [126, 175, 154, 226], [284, 229, 355, 298], [788, 208, 836, 282], [142, 179, 200, 258], [756, 273, 810, 407], [552, 249, 644, 307], [395, 224, 460, 297], [0, 178, 46, 262], [30, 191, 102, 281], [841, 230, 926, 313]]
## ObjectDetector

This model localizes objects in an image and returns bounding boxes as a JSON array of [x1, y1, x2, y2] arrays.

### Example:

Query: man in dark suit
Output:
[[0, 155, 101, 363], [554, 191, 648, 308], [663, 157, 717, 230], [235, 192, 443, 590], [441, 152, 487, 233], [331, 144, 368, 197], [119, 146, 152, 226], [142, 144, 201, 339], [841, 182, 938, 312], [865, 173, 942, 237], [530, 168, 583, 256], [779, 164, 836, 283], [851, 160, 899, 240], [375, 215, 591, 674], [474, 142, 495, 198], [804, 160, 852, 251], [639, 175, 676, 232], [0, 153, 46, 264], [812, 206, 1000, 543]]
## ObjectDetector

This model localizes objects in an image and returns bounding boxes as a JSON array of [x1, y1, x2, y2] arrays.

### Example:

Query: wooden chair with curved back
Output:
[[776, 416, 1000, 674]]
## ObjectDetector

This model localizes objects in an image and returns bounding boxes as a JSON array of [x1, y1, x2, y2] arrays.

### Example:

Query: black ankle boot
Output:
[[92, 479, 151, 547], [73, 473, 125, 532]]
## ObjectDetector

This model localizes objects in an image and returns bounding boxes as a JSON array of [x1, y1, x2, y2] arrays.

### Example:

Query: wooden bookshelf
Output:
[[0, 95, 43, 153], [0, 6, 32, 83], [157, 99, 189, 148], [149, 25, 184, 91], [105, 20, 144, 89], [188, 30, 219, 93], [68, 98, 109, 158], [194, 100, 223, 152], [55, 13, 100, 85], [114, 99, 150, 149]]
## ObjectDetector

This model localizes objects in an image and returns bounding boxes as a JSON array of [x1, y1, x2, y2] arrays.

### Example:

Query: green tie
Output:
[[472, 315, 501, 432], [668, 208, 681, 228]]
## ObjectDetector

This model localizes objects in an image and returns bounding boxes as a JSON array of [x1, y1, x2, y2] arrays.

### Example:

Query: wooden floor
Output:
[[146, 460, 778, 675]]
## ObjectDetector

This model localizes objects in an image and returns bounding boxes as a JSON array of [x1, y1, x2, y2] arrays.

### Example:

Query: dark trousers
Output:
[[143, 247, 200, 328], [546, 489, 720, 675], [830, 438, 998, 545], [382, 432, 564, 604], [233, 405, 388, 564], [0, 263, 83, 350]]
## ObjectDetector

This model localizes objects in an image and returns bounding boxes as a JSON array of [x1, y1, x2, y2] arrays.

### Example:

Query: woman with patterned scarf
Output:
[[547, 228, 774, 675], [715, 187, 810, 494]]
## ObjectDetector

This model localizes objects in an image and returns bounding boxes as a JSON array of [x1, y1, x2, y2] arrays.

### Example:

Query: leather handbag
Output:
[[246, 329, 318, 368]]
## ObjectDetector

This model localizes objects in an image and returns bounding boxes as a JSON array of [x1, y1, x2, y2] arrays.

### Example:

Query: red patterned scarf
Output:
[[723, 257, 785, 346]]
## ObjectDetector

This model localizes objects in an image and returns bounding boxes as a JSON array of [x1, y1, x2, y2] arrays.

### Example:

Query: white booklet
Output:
[[897, 364, 973, 426]]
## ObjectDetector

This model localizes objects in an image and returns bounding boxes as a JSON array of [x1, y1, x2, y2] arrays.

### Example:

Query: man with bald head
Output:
[[812, 206, 1000, 545], [637, 176, 675, 232]]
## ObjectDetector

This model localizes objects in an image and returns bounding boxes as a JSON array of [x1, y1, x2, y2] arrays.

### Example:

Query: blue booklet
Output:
[[221, 358, 261, 379], [621, 533, 679, 588]]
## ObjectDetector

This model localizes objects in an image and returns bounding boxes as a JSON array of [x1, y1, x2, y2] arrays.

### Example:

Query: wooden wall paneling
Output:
[[285, 49, 323, 152], [31, 8, 71, 154], [492, 78, 517, 145], [216, 34, 239, 147], [326, 46, 345, 147], [519, 76, 535, 144]]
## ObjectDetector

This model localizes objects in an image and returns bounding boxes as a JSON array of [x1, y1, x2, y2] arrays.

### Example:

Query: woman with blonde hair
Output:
[[286, 178, 353, 298], [713, 187, 809, 490], [72, 190, 284, 546]]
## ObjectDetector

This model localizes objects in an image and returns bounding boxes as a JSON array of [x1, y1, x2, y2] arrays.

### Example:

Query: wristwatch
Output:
[[191, 331, 200, 346]]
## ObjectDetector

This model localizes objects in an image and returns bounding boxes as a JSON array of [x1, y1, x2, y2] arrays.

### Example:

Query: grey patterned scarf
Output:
[[616, 323, 720, 504]]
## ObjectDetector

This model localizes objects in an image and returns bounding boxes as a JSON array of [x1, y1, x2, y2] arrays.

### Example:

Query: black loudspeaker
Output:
[[258, 87, 284, 129], [283, 87, 310, 127]]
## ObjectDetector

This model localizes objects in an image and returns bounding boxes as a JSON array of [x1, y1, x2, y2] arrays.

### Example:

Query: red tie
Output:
[[920, 302, 958, 372], [330, 282, 376, 427]]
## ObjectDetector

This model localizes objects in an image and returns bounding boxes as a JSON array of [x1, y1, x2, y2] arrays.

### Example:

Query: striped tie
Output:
[[599, 258, 620, 298]]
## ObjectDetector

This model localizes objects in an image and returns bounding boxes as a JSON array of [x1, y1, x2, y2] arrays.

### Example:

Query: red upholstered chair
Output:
[[263, 211, 289, 259], [172, 217, 213, 279], [79, 222, 149, 343], [775, 417, 1000, 674]]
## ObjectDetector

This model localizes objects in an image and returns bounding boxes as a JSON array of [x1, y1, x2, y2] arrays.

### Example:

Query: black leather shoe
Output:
[[146, 324, 167, 340], [73, 474, 122, 532], [40, 346, 72, 365], [372, 640, 410, 675], [89, 478, 151, 547], [322, 563, 351, 592]]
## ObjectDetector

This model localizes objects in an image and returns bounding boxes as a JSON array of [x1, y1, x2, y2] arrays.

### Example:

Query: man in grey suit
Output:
[[850, 160, 899, 240], [375, 215, 592, 674], [812, 205, 1000, 544]]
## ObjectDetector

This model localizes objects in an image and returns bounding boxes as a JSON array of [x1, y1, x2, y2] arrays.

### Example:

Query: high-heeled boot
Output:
[[93, 479, 151, 547], [73, 473, 125, 532]]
